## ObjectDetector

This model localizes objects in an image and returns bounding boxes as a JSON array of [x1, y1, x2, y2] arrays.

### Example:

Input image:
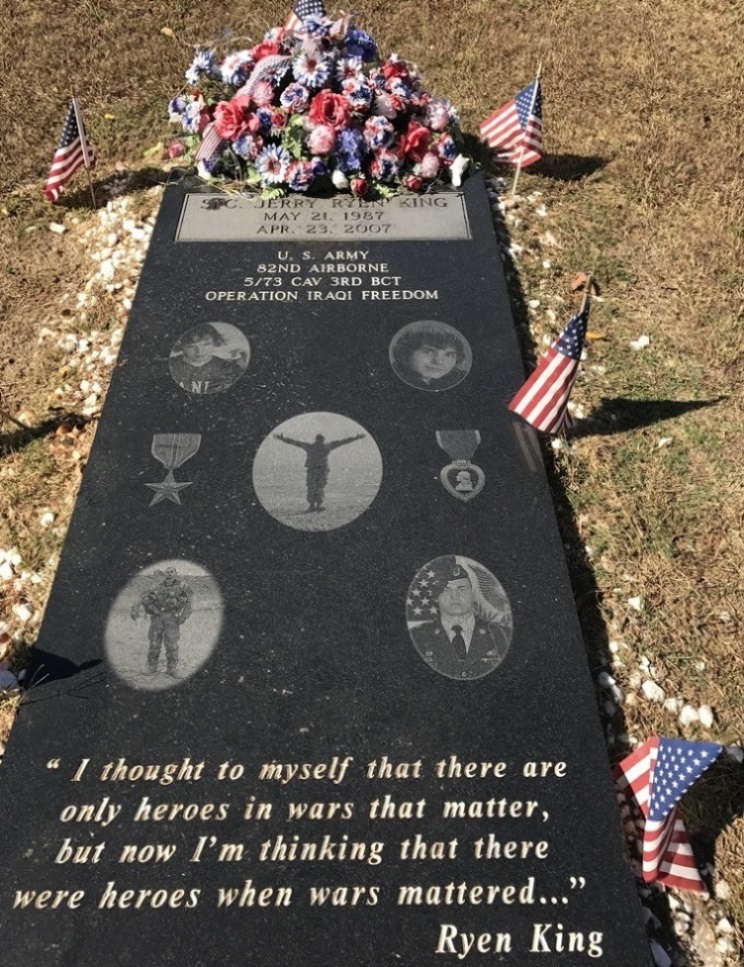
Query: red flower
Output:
[[213, 98, 258, 140], [403, 174, 423, 192], [351, 177, 369, 197], [309, 91, 351, 132], [251, 41, 280, 60], [401, 121, 430, 163], [382, 59, 410, 82]]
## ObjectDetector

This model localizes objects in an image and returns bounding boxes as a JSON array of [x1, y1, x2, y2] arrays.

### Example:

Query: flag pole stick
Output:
[[0, 408, 31, 432], [511, 62, 542, 198], [72, 96, 97, 210], [580, 273, 594, 316]]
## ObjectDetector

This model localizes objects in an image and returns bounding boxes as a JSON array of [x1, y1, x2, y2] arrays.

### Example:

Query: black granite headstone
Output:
[[0, 175, 652, 965]]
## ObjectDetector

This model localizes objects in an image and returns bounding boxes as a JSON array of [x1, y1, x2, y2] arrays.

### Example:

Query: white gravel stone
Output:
[[49, 222, 66, 235], [717, 917, 734, 936], [664, 697, 683, 713], [12, 603, 33, 623], [642, 680, 666, 703], [630, 335, 651, 350], [628, 596, 644, 612], [40, 512, 55, 528], [628, 670, 642, 690], [698, 705, 715, 728], [657, 437, 673, 448], [715, 880, 731, 900], [679, 704, 699, 726]]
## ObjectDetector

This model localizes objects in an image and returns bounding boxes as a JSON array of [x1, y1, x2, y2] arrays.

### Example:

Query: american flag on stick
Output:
[[509, 305, 588, 434], [614, 737, 721, 893], [45, 99, 96, 202], [284, 0, 327, 32], [479, 78, 543, 167], [194, 121, 225, 164]]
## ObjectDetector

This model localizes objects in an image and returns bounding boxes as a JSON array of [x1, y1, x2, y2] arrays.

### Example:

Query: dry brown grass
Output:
[[1, 0, 744, 959]]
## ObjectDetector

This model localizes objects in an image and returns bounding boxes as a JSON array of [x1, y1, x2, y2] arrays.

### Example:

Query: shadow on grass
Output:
[[0, 411, 94, 458], [531, 154, 609, 181], [571, 396, 727, 437], [56, 166, 168, 211]]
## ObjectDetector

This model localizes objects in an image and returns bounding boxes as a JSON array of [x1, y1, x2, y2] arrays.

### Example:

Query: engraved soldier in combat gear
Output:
[[138, 567, 194, 677], [273, 431, 366, 513]]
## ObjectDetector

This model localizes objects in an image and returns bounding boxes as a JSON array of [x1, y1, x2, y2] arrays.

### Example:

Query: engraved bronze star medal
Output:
[[436, 430, 484, 502], [145, 434, 201, 506]]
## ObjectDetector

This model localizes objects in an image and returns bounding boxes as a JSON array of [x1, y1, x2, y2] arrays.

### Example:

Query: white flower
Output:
[[450, 154, 469, 187], [331, 169, 349, 190]]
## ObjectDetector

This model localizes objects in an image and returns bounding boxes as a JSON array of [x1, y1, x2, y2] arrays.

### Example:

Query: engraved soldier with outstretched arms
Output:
[[273, 431, 365, 513]]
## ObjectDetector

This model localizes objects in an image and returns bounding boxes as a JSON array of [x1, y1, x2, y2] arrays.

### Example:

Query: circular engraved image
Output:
[[105, 560, 222, 691], [169, 322, 249, 395], [390, 321, 472, 392], [407, 555, 512, 680], [253, 412, 382, 532]]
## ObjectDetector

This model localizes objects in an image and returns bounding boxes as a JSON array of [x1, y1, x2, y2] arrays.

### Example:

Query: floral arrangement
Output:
[[168, 11, 472, 198]]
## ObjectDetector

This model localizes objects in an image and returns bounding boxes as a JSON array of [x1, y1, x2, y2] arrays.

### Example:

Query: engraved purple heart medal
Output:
[[436, 430, 485, 502]]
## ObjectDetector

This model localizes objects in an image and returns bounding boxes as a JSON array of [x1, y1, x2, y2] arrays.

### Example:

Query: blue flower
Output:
[[182, 101, 204, 134], [363, 115, 395, 150], [168, 96, 186, 122], [280, 83, 311, 113], [334, 128, 365, 173], [293, 52, 332, 89], [185, 49, 218, 85], [335, 56, 363, 84], [344, 81, 373, 111], [287, 161, 315, 192], [345, 27, 377, 62], [221, 51, 253, 87], [370, 150, 400, 182], [311, 159, 328, 178], [255, 108, 274, 135], [301, 15, 330, 41], [233, 134, 261, 161], [255, 144, 291, 184]]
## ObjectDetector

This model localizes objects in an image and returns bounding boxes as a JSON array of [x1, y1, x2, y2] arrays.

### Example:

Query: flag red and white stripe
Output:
[[614, 737, 722, 893], [45, 99, 95, 202], [479, 79, 542, 167], [509, 307, 587, 434], [194, 122, 224, 162]]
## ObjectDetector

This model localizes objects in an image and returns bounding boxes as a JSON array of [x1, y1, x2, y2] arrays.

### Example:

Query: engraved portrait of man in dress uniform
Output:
[[169, 322, 250, 395], [407, 556, 512, 680]]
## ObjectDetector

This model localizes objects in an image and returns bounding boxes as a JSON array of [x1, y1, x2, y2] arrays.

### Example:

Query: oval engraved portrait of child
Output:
[[390, 321, 472, 392]]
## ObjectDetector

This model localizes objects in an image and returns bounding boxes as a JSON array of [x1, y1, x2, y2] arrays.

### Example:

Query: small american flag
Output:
[[194, 121, 225, 163], [45, 99, 95, 202], [479, 79, 542, 167], [614, 737, 721, 893], [285, 0, 327, 32], [509, 307, 587, 434]]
